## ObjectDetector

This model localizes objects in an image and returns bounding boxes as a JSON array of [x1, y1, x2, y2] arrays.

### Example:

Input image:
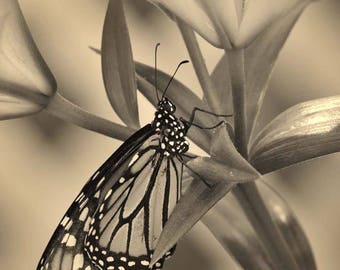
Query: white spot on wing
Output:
[[128, 154, 139, 166], [96, 176, 105, 188], [72, 253, 84, 269], [75, 193, 84, 202], [66, 235, 77, 247], [141, 260, 149, 266], [107, 256, 114, 262], [105, 189, 112, 200], [84, 217, 91, 232], [79, 207, 89, 221], [94, 190, 100, 198], [92, 170, 100, 179], [79, 198, 88, 209], [61, 216, 69, 227], [64, 219, 73, 231], [61, 233, 69, 244]]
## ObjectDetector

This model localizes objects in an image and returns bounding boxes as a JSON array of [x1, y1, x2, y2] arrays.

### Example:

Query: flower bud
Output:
[[150, 0, 315, 49], [0, 0, 56, 120]]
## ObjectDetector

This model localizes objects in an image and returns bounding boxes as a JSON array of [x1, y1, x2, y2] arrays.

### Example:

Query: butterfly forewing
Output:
[[38, 125, 155, 270]]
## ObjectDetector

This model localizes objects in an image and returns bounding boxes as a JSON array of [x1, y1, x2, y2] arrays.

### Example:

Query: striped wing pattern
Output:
[[85, 136, 181, 269], [37, 125, 155, 270]]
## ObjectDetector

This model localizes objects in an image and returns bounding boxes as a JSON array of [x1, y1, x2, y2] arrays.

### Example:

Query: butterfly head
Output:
[[157, 97, 176, 114]]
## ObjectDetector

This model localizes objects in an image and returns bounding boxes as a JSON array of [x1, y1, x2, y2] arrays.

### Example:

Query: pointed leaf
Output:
[[150, 179, 234, 267], [0, 0, 56, 119], [245, 1, 310, 143], [101, 0, 139, 128], [187, 157, 257, 185], [202, 181, 316, 270], [210, 125, 259, 176], [250, 96, 340, 174], [46, 93, 136, 141]]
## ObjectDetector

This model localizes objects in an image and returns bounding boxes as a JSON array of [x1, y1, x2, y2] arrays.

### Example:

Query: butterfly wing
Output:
[[37, 125, 155, 270], [85, 146, 182, 270]]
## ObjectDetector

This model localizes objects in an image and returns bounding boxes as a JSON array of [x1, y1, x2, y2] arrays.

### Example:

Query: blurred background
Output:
[[1, 0, 340, 269]]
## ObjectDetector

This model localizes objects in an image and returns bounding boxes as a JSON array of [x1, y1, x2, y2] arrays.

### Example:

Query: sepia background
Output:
[[1, 0, 340, 269]]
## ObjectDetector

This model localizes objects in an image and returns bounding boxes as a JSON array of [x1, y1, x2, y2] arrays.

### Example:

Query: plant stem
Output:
[[229, 50, 299, 270], [228, 49, 248, 156], [45, 92, 135, 141], [177, 20, 220, 113]]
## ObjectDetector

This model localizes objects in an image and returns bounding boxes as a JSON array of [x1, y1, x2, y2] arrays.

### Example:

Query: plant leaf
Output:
[[101, 0, 139, 128], [135, 61, 228, 152], [209, 123, 259, 176], [150, 179, 234, 267], [244, 1, 311, 144], [209, 54, 233, 115], [258, 182, 317, 270], [250, 95, 340, 174], [202, 180, 316, 270], [186, 157, 257, 185], [46, 93, 136, 141], [202, 186, 275, 270], [0, 0, 56, 119]]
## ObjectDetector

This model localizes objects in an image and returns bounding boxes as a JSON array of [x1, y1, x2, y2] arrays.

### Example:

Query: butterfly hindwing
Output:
[[84, 141, 182, 270]]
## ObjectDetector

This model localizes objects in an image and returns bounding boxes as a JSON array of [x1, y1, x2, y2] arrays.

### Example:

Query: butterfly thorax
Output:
[[153, 98, 189, 157]]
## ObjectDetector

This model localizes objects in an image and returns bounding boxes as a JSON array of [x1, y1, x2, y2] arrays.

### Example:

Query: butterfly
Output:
[[37, 44, 231, 270]]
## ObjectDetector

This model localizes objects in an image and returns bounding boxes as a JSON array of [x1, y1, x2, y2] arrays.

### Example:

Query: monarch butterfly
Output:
[[37, 45, 230, 270]]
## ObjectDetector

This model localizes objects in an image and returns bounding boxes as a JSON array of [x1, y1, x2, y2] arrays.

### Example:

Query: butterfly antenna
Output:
[[161, 60, 189, 99], [155, 43, 161, 102]]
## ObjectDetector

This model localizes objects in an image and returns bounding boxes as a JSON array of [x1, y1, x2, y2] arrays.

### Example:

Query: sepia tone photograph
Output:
[[1, 0, 340, 269]]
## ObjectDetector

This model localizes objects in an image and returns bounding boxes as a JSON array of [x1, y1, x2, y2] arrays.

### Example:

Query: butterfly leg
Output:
[[181, 107, 232, 130], [188, 107, 233, 124], [188, 120, 227, 130]]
